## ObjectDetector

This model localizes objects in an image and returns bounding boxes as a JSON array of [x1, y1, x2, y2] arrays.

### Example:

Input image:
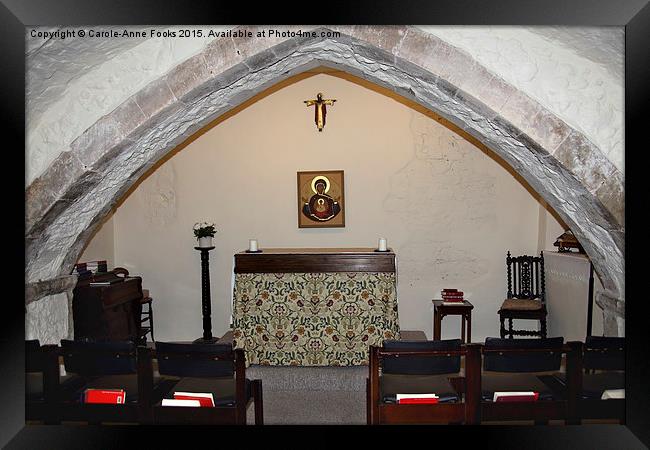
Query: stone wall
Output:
[[25, 275, 77, 344]]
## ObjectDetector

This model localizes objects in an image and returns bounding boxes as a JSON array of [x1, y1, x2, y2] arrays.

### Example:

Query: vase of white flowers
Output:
[[193, 221, 216, 248]]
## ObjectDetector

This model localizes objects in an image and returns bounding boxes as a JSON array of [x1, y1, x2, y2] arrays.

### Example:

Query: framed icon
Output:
[[297, 170, 345, 228]]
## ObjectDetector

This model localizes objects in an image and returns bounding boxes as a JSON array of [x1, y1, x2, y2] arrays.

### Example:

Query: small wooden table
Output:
[[432, 299, 474, 343]]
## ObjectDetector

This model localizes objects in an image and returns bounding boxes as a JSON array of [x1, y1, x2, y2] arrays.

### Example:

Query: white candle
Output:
[[378, 237, 387, 251], [249, 239, 258, 252]]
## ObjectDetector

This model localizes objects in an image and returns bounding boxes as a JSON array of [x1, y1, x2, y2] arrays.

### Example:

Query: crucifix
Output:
[[304, 92, 337, 131]]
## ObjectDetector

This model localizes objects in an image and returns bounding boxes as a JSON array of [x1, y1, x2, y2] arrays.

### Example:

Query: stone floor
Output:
[[230, 330, 428, 425]]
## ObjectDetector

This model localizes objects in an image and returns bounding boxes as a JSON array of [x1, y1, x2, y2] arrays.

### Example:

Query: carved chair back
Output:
[[506, 251, 545, 302]]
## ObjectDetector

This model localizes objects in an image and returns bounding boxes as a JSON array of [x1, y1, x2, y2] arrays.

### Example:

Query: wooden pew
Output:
[[367, 341, 481, 425]]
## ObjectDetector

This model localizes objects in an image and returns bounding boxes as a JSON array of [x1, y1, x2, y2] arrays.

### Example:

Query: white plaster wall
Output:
[[26, 26, 624, 190], [79, 216, 115, 268], [545, 251, 604, 341], [534, 208, 607, 340], [102, 74, 542, 342], [418, 26, 624, 172]]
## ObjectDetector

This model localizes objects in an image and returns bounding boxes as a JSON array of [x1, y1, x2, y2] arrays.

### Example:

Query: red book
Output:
[[396, 393, 439, 404], [84, 389, 126, 404], [442, 291, 464, 296], [442, 289, 458, 292], [493, 392, 539, 402], [173, 392, 215, 407], [398, 398, 440, 404]]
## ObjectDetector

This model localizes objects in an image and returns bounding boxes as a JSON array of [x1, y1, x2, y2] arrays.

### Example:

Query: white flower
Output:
[[193, 221, 216, 232]]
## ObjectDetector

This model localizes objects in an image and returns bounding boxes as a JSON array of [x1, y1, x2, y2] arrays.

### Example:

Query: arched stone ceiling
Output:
[[26, 26, 625, 188], [27, 26, 624, 112]]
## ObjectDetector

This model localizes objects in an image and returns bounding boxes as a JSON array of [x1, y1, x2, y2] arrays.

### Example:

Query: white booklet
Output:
[[173, 391, 215, 407], [396, 393, 439, 400], [601, 389, 625, 400], [493, 391, 538, 402], [161, 398, 201, 407]]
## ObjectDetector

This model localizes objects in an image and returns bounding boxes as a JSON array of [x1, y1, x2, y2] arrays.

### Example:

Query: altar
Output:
[[231, 248, 400, 366]]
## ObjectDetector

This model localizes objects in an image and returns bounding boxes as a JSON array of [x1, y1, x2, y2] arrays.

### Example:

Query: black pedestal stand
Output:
[[193, 246, 219, 344]]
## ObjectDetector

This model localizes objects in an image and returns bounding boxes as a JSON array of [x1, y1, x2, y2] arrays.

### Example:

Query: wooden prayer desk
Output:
[[432, 299, 474, 343], [232, 248, 400, 366]]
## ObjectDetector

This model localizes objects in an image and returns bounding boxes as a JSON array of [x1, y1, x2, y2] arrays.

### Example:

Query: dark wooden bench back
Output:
[[61, 339, 137, 376], [26, 339, 44, 372], [154, 342, 235, 378], [583, 336, 625, 371], [483, 337, 564, 372], [381, 339, 462, 375]]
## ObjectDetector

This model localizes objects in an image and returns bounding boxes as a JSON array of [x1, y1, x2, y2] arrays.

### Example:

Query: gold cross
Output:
[[304, 92, 337, 131]]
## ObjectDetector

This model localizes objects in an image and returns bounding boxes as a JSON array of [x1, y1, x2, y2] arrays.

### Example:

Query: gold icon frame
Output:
[[297, 170, 345, 228]]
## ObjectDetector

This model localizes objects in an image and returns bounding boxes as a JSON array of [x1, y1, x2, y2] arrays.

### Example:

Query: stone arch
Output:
[[25, 26, 624, 332]]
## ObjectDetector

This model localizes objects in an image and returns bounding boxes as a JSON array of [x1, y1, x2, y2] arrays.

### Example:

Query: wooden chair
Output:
[[545, 337, 625, 424], [57, 339, 153, 424], [367, 339, 481, 425], [498, 251, 547, 338], [475, 337, 579, 424], [113, 267, 154, 345], [138, 294, 154, 344], [151, 341, 263, 425]]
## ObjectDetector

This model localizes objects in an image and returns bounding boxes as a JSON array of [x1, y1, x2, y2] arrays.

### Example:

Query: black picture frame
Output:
[[7, 0, 647, 447]]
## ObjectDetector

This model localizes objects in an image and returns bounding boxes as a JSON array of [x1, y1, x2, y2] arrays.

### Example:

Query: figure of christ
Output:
[[304, 93, 336, 131], [302, 178, 341, 221]]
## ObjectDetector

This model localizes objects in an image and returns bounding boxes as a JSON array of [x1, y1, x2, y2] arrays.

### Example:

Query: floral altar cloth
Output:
[[232, 272, 400, 366]]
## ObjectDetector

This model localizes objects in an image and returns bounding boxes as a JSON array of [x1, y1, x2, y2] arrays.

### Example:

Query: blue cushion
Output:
[[160, 376, 252, 406], [380, 373, 459, 403]]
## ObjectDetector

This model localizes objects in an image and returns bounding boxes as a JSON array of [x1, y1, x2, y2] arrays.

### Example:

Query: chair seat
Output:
[[159, 376, 252, 406], [499, 298, 544, 311], [380, 373, 459, 403], [26, 373, 85, 401], [481, 372, 560, 402], [65, 374, 163, 404], [77, 374, 142, 404], [554, 371, 624, 400]]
